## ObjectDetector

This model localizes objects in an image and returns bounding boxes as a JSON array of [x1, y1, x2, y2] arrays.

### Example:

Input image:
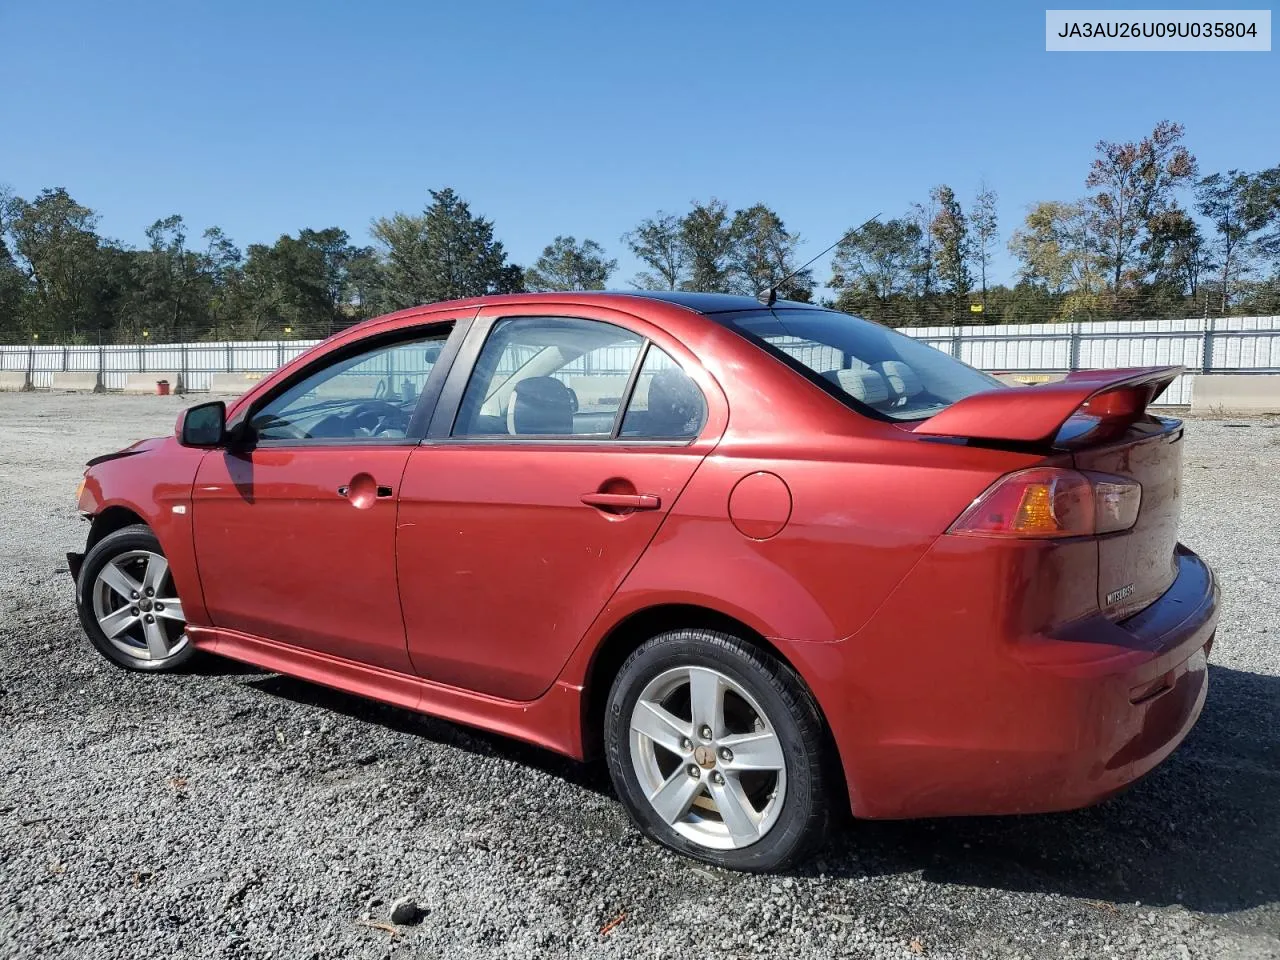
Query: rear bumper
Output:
[[809, 544, 1219, 820]]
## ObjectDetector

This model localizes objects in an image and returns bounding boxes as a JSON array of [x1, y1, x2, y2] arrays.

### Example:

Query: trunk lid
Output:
[[915, 365, 1186, 620], [1073, 419, 1183, 618]]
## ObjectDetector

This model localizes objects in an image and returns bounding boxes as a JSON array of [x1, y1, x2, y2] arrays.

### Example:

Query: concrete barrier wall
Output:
[[0, 371, 30, 392], [49, 372, 103, 392], [208, 372, 267, 395], [1191, 374, 1280, 416], [123, 372, 182, 395]]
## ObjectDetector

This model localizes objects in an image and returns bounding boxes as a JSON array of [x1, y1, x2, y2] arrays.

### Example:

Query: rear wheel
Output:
[[604, 628, 831, 870], [76, 524, 193, 672]]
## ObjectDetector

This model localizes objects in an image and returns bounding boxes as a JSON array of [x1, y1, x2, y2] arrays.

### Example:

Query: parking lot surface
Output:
[[1, 393, 1277, 959]]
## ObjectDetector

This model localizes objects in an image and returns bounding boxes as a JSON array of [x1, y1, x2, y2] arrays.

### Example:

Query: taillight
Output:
[[949, 467, 1141, 539]]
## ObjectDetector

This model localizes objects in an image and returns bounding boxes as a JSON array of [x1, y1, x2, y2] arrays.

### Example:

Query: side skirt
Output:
[[188, 626, 587, 759]]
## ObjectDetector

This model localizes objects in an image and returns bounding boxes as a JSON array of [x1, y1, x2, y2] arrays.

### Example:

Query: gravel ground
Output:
[[0, 392, 1277, 960]]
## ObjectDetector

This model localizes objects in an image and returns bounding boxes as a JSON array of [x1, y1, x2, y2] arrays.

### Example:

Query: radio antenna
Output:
[[756, 213, 881, 307]]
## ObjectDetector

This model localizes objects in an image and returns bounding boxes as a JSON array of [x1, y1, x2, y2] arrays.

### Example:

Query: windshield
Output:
[[718, 308, 1003, 421]]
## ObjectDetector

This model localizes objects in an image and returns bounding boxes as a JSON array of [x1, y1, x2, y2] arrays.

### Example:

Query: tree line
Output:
[[2, 120, 1278, 343]]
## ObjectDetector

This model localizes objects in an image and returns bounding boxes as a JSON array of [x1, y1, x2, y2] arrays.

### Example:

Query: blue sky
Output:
[[1, 0, 1276, 289]]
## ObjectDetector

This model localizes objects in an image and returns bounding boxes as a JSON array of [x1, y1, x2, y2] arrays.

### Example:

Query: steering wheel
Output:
[[347, 400, 408, 435], [250, 413, 309, 441]]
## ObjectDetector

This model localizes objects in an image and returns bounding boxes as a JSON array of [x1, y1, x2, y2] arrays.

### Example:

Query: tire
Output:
[[76, 523, 195, 672], [604, 628, 831, 871]]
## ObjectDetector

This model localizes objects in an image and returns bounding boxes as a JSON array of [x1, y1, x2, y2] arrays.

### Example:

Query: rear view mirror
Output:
[[424, 344, 442, 365], [177, 401, 227, 447]]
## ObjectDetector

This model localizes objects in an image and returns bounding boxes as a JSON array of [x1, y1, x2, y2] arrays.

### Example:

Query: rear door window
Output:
[[452, 317, 643, 438], [451, 316, 706, 442]]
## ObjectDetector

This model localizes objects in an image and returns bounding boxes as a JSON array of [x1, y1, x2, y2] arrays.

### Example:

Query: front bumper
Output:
[[807, 544, 1219, 820]]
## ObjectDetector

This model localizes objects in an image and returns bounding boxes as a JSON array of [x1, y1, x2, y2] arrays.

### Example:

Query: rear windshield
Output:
[[719, 307, 1002, 421]]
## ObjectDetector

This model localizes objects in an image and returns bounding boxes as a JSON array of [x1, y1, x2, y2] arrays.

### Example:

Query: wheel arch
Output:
[[86, 505, 149, 551], [579, 602, 850, 814]]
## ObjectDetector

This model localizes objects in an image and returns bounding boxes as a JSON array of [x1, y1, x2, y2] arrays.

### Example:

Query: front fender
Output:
[[79, 438, 209, 626]]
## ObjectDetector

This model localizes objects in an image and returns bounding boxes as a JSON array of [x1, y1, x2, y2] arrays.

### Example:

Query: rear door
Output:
[[192, 318, 467, 671], [396, 304, 725, 701]]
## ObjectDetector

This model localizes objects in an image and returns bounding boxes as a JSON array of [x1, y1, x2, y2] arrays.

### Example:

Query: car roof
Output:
[[605, 291, 825, 314], [352, 290, 825, 339]]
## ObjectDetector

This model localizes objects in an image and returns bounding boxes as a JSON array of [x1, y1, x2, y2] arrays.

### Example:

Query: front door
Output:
[[397, 308, 722, 701], [193, 322, 459, 672]]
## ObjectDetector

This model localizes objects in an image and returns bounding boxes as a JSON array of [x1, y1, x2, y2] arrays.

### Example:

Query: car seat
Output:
[[507, 376, 575, 435]]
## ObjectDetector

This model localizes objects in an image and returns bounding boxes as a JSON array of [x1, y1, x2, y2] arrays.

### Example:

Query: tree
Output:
[[371, 187, 516, 308], [1196, 168, 1277, 312], [1085, 120, 1198, 289], [970, 183, 998, 308], [1010, 200, 1097, 295], [1253, 167, 1280, 264], [929, 185, 972, 320], [727, 204, 812, 301], [908, 199, 938, 301], [524, 236, 616, 291], [1144, 207, 1206, 299], [829, 218, 922, 300], [7, 187, 108, 339], [199, 227, 243, 339], [679, 199, 735, 293], [622, 213, 686, 290]]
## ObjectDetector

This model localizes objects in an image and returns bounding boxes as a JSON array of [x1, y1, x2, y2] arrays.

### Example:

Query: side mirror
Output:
[[176, 401, 227, 447]]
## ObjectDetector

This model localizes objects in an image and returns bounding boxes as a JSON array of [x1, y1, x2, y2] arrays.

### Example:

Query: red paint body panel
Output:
[[73, 292, 1219, 823], [397, 442, 709, 700], [190, 625, 585, 757], [191, 446, 415, 671], [77, 436, 211, 625]]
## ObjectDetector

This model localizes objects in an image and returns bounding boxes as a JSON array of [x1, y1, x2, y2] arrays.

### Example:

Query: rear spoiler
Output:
[[913, 366, 1183, 445]]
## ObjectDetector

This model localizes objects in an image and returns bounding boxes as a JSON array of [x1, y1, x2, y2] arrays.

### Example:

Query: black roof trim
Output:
[[606, 291, 824, 315]]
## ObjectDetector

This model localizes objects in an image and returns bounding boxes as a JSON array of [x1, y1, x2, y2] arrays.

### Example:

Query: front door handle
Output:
[[580, 492, 661, 510], [337, 480, 394, 499]]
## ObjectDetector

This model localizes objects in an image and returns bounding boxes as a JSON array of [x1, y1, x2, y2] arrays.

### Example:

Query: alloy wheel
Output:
[[629, 665, 787, 850], [90, 550, 188, 663]]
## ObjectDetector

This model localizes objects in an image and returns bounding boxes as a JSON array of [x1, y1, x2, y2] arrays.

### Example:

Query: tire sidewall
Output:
[[76, 525, 195, 672], [604, 631, 822, 871]]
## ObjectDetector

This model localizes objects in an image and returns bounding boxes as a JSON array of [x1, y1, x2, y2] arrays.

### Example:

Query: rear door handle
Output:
[[580, 492, 661, 510]]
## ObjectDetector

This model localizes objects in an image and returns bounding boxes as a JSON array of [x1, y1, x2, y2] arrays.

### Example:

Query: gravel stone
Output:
[[389, 897, 421, 925], [0, 393, 1277, 959]]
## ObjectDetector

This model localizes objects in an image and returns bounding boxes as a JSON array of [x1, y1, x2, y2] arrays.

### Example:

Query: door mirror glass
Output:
[[179, 401, 227, 447]]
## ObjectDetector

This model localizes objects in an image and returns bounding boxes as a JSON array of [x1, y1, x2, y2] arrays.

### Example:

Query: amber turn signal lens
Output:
[[949, 467, 1140, 539]]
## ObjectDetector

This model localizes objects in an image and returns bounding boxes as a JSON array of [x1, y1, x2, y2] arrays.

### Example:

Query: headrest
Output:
[[824, 368, 890, 405], [507, 376, 574, 435], [874, 361, 923, 400]]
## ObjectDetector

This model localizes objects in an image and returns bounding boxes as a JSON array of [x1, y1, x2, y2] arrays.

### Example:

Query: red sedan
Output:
[[69, 292, 1218, 870]]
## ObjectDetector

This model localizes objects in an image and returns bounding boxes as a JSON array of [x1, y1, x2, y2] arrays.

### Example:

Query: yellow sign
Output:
[[969, 303, 984, 313]]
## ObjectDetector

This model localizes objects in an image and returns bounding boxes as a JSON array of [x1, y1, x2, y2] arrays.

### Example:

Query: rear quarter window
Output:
[[719, 307, 1002, 421]]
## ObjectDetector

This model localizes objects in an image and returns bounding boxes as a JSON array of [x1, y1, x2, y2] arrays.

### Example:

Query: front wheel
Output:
[[604, 629, 832, 871], [76, 524, 194, 672]]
